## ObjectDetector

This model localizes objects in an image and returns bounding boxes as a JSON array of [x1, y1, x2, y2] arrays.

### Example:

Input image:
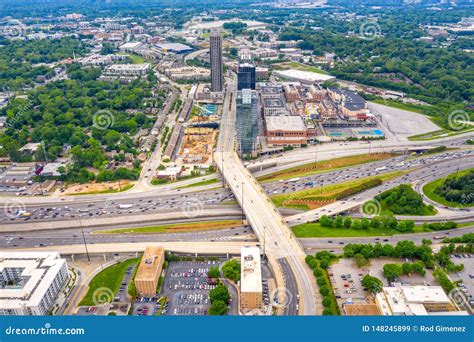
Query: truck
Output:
[[289, 177, 301, 182], [118, 204, 133, 209], [375, 166, 387, 172], [304, 181, 314, 186]]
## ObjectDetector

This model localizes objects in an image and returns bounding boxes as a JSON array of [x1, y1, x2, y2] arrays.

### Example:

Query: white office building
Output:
[[0, 252, 69, 315], [240, 246, 263, 310]]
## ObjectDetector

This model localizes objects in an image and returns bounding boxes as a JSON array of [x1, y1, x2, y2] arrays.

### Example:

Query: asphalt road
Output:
[[2, 150, 472, 228]]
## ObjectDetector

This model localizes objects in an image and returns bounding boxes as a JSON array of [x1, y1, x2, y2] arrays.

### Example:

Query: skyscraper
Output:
[[236, 89, 259, 157], [210, 29, 223, 93], [237, 57, 256, 91]]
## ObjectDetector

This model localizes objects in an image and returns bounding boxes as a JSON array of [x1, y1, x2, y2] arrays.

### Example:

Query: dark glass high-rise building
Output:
[[210, 29, 223, 92], [237, 60, 256, 91], [236, 89, 259, 157]]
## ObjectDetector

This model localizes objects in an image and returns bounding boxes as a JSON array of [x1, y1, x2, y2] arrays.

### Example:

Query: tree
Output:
[[362, 275, 383, 293], [335, 215, 344, 228], [383, 264, 403, 282], [208, 266, 220, 279], [209, 284, 230, 305], [355, 253, 369, 268], [319, 285, 329, 296], [208, 300, 227, 315], [322, 296, 332, 307], [222, 259, 241, 282], [343, 216, 352, 229], [402, 262, 413, 275], [322, 308, 333, 315]]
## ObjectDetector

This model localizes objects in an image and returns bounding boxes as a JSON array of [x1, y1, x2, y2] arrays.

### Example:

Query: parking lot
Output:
[[328, 259, 367, 303], [329, 258, 438, 306], [133, 296, 164, 316], [160, 260, 222, 316], [116, 264, 136, 303], [449, 254, 473, 309]]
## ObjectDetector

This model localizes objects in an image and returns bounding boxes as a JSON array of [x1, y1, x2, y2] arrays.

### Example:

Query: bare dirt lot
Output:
[[61, 180, 134, 195]]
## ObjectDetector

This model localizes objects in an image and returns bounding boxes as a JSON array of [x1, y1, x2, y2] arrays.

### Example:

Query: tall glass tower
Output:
[[236, 89, 259, 157], [210, 29, 223, 92]]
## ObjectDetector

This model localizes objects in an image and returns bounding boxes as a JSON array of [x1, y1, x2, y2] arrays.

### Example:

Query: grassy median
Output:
[[271, 170, 406, 210], [94, 220, 243, 235], [257, 153, 395, 183]]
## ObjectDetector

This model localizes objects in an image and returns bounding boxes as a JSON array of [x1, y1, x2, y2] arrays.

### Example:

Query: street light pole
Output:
[[79, 217, 90, 262], [241, 180, 245, 223]]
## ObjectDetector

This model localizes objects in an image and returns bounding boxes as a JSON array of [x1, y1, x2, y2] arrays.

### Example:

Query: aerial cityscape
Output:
[[0, 0, 473, 323]]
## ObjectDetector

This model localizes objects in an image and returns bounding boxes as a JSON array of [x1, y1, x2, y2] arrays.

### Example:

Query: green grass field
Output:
[[423, 168, 474, 208], [79, 258, 138, 306], [372, 99, 427, 114], [287, 61, 329, 75], [178, 178, 220, 188], [271, 170, 406, 209], [292, 222, 474, 238], [95, 220, 243, 234], [258, 153, 395, 183]]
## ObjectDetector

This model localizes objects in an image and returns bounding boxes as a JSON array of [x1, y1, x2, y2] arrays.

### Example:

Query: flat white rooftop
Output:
[[274, 69, 335, 83], [265, 115, 306, 132], [240, 246, 262, 293], [0, 252, 67, 310]]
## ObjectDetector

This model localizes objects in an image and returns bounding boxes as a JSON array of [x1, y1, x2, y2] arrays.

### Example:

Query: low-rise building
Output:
[[119, 42, 144, 53], [240, 247, 263, 311], [328, 87, 369, 120], [100, 63, 150, 83], [0, 252, 69, 315], [273, 69, 335, 84], [164, 66, 210, 82], [265, 115, 307, 148], [156, 42, 193, 54], [262, 97, 288, 116], [134, 246, 165, 296], [375, 285, 466, 316], [156, 166, 182, 181]]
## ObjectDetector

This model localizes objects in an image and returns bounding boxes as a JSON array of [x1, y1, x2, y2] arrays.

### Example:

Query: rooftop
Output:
[[240, 247, 262, 293], [274, 69, 335, 83], [135, 246, 165, 281], [265, 115, 306, 132], [0, 252, 67, 309]]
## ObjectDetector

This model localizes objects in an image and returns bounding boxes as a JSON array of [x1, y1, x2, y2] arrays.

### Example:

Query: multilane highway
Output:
[[1, 149, 472, 228]]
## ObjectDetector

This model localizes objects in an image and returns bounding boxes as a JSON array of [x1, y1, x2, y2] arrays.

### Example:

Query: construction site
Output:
[[175, 126, 217, 168]]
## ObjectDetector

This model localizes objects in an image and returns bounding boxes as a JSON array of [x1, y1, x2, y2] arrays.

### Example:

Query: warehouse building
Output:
[[240, 246, 263, 311], [135, 246, 165, 296], [0, 252, 69, 315]]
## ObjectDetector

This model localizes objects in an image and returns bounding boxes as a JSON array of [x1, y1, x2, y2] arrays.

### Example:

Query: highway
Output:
[[2, 149, 473, 229], [301, 225, 474, 253], [286, 154, 474, 225], [215, 77, 316, 315]]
